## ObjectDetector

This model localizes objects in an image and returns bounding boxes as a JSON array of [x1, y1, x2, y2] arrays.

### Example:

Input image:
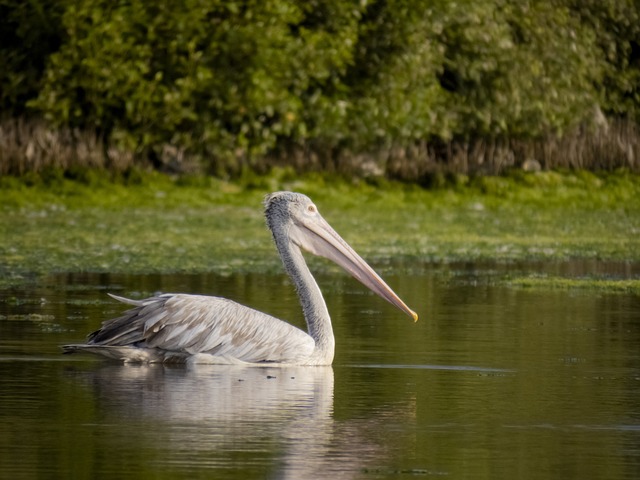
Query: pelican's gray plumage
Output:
[[63, 192, 418, 365]]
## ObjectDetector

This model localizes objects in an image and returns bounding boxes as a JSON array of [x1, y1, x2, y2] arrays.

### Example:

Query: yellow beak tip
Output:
[[411, 311, 419, 322]]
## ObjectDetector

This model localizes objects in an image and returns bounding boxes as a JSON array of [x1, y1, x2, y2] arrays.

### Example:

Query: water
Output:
[[1, 265, 639, 479]]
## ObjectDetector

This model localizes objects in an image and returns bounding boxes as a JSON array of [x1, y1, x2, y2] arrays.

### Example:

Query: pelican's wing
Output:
[[85, 294, 315, 364]]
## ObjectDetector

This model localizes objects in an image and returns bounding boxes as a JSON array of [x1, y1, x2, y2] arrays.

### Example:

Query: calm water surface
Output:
[[1, 264, 639, 479]]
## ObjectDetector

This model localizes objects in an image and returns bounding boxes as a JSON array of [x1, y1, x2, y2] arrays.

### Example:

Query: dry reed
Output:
[[382, 118, 638, 181], [0, 118, 134, 176], [1, 117, 638, 180]]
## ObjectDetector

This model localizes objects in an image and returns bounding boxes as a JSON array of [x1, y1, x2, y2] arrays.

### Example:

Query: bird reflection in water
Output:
[[69, 364, 406, 478]]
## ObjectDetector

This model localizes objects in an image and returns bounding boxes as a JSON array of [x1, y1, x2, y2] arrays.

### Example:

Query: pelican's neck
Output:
[[275, 230, 335, 364]]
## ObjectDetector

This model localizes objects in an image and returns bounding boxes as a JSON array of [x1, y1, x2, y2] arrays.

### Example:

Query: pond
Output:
[[1, 263, 639, 479]]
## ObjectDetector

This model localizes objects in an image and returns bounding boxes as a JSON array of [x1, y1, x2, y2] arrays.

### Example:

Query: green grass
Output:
[[1, 169, 639, 287]]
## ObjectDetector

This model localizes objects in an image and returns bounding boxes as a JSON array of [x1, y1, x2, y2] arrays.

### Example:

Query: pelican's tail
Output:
[[107, 293, 146, 306]]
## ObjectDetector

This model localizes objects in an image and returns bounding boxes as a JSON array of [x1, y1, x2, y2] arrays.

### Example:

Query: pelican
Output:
[[63, 191, 418, 365]]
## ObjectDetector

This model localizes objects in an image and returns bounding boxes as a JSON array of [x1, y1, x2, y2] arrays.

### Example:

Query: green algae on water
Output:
[[1, 170, 639, 287], [507, 275, 640, 294]]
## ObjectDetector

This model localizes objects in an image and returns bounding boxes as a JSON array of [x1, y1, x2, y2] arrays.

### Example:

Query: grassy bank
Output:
[[1, 169, 639, 288]]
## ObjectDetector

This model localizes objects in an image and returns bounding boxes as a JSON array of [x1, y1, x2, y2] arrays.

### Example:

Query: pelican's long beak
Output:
[[296, 215, 418, 322]]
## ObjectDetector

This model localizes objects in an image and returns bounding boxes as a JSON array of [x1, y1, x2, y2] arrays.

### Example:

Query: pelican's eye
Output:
[[307, 204, 317, 214]]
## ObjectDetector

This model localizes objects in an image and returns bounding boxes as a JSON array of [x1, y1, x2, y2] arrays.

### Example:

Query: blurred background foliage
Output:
[[0, 0, 639, 176]]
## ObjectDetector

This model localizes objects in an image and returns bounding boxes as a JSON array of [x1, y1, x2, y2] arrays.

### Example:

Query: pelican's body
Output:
[[63, 192, 417, 365]]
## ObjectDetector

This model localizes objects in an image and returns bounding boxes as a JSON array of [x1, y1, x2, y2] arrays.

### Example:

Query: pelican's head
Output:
[[264, 191, 317, 224], [264, 191, 418, 322]]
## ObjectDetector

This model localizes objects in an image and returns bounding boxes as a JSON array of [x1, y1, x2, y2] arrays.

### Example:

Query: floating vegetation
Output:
[[0, 170, 639, 290], [0, 313, 56, 323], [507, 276, 640, 294]]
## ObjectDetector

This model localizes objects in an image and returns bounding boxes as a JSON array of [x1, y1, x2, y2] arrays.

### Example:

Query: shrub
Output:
[[0, 0, 637, 176], [30, 0, 361, 172]]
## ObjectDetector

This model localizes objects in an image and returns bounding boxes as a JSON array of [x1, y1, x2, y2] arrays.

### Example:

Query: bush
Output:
[[564, 0, 640, 122], [30, 0, 361, 171], [0, 0, 65, 115], [0, 0, 637, 176], [435, 1, 601, 138]]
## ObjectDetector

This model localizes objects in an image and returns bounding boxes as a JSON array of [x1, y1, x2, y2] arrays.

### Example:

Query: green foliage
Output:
[[0, 0, 65, 115], [435, 1, 601, 137], [565, 0, 640, 122], [336, 0, 448, 145], [0, 0, 639, 172], [29, 0, 361, 168]]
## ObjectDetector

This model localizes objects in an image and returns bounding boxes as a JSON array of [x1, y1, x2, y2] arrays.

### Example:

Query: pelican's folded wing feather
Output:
[[87, 294, 315, 364]]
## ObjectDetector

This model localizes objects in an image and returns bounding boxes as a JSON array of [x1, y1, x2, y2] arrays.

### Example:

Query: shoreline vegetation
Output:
[[1, 117, 639, 182], [1, 169, 639, 291]]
